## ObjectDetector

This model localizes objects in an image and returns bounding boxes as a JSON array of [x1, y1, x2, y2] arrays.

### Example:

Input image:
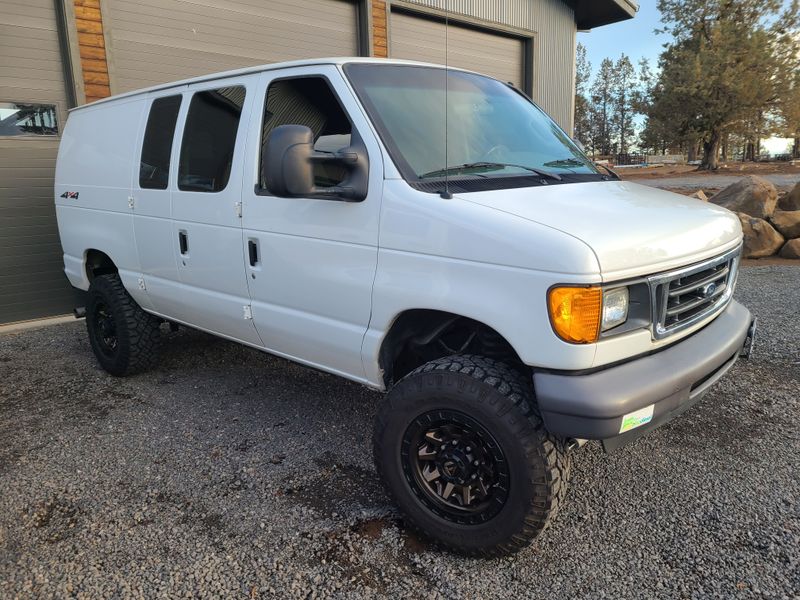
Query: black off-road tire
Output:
[[373, 355, 570, 557], [85, 274, 161, 376]]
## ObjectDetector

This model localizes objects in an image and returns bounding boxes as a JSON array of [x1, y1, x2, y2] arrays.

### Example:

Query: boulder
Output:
[[778, 182, 800, 211], [711, 175, 778, 218], [769, 210, 800, 239], [779, 238, 800, 259], [737, 213, 785, 258], [690, 189, 708, 202]]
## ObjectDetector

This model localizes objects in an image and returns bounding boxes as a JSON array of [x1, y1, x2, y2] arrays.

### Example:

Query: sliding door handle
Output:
[[178, 230, 188, 254], [248, 239, 259, 266]]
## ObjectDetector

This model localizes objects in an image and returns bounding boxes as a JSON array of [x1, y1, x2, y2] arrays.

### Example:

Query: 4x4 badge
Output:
[[60, 191, 79, 199]]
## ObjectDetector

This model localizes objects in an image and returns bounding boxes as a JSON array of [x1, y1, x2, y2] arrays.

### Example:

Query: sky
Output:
[[578, 1, 666, 76]]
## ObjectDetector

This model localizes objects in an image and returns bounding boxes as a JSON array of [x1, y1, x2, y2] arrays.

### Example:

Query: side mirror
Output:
[[262, 124, 369, 201]]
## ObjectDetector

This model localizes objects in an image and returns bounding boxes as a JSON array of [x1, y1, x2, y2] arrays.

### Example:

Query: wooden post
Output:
[[372, 0, 388, 58], [73, 0, 111, 102]]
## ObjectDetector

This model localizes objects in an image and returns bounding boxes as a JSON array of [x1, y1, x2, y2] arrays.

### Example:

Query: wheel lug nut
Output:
[[466, 446, 472, 452], [440, 445, 446, 450], [452, 440, 457, 445], [471, 474, 477, 479], [473, 460, 479, 466]]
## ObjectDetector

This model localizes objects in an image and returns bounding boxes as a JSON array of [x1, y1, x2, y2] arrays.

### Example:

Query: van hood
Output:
[[456, 180, 742, 280]]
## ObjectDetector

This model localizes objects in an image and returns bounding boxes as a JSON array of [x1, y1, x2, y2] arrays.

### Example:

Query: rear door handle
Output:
[[178, 230, 188, 254], [248, 239, 259, 266]]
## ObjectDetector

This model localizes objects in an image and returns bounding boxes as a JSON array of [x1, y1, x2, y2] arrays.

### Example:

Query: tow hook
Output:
[[566, 438, 588, 453], [740, 317, 757, 359]]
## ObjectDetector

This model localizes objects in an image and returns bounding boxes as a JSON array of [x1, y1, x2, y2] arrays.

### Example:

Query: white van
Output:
[[55, 58, 755, 556]]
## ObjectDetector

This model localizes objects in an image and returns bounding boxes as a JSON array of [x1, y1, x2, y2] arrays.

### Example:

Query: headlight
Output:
[[548, 285, 629, 343], [601, 287, 629, 332]]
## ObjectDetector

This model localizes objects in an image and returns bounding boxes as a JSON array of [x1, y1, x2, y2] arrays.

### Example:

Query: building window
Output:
[[0, 102, 58, 136], [178, 86, 245, 193], [260, 77, 352, 190], [139, 95, 182, 190]]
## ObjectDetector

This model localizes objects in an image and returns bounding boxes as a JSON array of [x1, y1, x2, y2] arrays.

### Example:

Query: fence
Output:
[[645, 155, 685, 165], [604, 154, 687, 166], [614, 153, 647, 166]]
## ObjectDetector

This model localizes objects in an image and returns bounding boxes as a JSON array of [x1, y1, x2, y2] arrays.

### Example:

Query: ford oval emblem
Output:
[[701, 282, 717, 297]]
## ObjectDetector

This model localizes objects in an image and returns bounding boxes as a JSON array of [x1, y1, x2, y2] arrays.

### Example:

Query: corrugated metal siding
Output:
[[104, 0, 360, 92], [0, 0, 75, 323], [391, 11, 524, 88], [394, 0, 577, 131]]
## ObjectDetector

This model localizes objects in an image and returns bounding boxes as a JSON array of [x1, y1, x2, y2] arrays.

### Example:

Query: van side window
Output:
[[260, 77, 352, 191], [178, 86, 245, 193], [139, 95, 182, 189]]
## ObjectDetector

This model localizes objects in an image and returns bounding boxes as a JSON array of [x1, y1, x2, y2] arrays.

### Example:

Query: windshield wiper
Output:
[[543, 157, 620, 180], [420, 161, 562, 181], [542, 157, 585, 168], [596, 163, 621, 180]]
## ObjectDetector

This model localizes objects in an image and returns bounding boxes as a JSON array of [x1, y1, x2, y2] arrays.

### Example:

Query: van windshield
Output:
[[344, 64, 600, 185]]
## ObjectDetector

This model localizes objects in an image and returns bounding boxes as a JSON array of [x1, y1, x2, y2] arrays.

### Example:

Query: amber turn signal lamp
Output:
[[548, 286, 602, 344]]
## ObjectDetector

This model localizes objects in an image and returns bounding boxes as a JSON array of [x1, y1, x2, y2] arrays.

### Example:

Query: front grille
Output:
[[649, 246, 741, 339]]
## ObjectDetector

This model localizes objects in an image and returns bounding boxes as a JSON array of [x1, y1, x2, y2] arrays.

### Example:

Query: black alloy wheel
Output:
[[402, 410, 509, 525], [91, 300, 119, 358]]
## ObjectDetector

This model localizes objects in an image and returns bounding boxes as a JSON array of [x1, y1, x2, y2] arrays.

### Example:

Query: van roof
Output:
[[70, 57, 472, 111]]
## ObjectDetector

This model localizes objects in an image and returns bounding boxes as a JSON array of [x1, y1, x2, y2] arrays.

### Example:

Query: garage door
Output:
[[390, 10, 524, 89], [0, 0, 75, 323], [105, 0, 361, 93]]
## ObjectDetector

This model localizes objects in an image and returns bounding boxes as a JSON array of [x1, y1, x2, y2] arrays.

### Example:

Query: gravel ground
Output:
[[1, 266, 798, 599]]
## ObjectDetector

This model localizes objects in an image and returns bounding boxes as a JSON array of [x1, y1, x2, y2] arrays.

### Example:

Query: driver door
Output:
[[240, 66, 383, 381]]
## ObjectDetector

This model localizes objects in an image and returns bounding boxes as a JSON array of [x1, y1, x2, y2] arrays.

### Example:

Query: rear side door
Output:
[[169, 76, 261, 345], [240, 66, 383, 381], [132, 89, 184, 314]]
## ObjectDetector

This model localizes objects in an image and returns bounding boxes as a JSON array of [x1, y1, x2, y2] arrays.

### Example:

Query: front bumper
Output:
[[534, 300, 753, 452]]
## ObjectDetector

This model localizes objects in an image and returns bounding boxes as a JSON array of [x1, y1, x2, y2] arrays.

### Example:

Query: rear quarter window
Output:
[[139, 95, 182, 190]]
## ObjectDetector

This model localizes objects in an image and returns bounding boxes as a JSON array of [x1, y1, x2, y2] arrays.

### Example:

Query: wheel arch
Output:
[[377, 308, 527, 389], [84, 248, 119, 282]]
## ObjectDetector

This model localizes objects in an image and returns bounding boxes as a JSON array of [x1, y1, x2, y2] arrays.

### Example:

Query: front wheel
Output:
[[85, 274, 161, 376], [373, 355, 570, 557]]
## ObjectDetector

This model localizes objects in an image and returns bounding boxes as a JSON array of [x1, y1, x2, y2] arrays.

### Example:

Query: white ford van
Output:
[[55, 58, 755, 556]]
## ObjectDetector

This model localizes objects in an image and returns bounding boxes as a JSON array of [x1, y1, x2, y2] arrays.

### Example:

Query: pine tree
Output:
[[610, 54, 636, 156], [781, 68, 800, 158], [650, 0, 798, 170], [590, 58, 615, 156], [573, 43, 593, 150]]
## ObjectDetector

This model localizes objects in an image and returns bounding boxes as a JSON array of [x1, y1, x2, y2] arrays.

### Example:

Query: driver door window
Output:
[[259, 77, 352, 190]]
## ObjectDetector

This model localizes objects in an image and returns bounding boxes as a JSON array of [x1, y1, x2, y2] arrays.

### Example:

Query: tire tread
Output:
[[86, 274, 161, 376], [374, 354, 570, 558]]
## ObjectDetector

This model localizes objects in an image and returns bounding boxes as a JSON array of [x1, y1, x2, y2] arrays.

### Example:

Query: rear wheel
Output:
[[374, 355, 569, 557], [85, 274, 161, 376]]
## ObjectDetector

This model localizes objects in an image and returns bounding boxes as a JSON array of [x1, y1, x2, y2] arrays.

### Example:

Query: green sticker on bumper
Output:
[[620, 404, 654, 434]]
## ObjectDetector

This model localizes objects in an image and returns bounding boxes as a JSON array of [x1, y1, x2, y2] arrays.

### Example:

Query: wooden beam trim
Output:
[[72, 0, 111, 101]]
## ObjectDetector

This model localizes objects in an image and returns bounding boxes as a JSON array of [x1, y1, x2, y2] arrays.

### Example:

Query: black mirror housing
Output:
[[262, 124, 369, 201]]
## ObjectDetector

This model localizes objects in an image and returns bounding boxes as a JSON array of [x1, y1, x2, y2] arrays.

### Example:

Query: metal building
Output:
[[0, 0, 636, 324]]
